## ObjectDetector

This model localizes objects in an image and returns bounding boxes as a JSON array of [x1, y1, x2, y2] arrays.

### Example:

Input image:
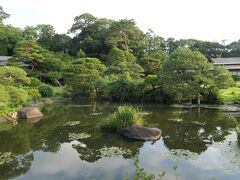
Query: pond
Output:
[[0, 101, 240, 180]]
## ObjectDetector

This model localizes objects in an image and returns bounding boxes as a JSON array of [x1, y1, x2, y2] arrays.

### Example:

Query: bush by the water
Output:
[[38, 85, 53, 97], [99, 105, 143, 131]]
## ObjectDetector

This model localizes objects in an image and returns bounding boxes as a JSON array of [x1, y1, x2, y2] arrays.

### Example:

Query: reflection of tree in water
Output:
[[0, 124, 34, 179], [0, 152, 33, 180], [160, 108, 238, 154], [71, 132, 144, 162], [41, 120, 144, 162], [0, 103, 72, 179], [0, 102, 239, 179], [142, 106, 238, 154]]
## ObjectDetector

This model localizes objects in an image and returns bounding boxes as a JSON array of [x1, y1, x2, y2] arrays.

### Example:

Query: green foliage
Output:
[[14, 40, 45, 69], [38, 84, 53, 97], [0, 66, 30, 86], [0, 25, 23, 56], [99, 105, 143, 131], [27, 89, 41, 102], [22, 26, 38, 40], [76, 49, 86, 58], [107, 47, 128, 64], [105, 47, 143, 79], [29, 77, 41, 88], [161, 49, 215, 104], [108, 76, 136, 102], [0, 6, 10, 24], [124, 158, 167, 180], [0, 84, 9, 104], [8, 86, 28, 108], [65, 58, 106, 98], [212, 66, 235, 89], [144, 75, 158, 90], [139, 56, 162, 75], [232, 74, 240, 81], [218, 87, 240, 102], [36, 24, 55, 49]]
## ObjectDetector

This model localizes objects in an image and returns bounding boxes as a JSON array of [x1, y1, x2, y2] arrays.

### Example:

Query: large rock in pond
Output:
[[121, 125, 161, 141], [17, 107, 43, 119]]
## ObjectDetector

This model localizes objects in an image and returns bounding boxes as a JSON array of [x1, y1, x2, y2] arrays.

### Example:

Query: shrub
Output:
[[0, 102, 10, 117], [99, 105, 143, 131], [108, 76, 135, 102], [38, 84, 53, 97], [27, 89, 42, 102], [232, 74, 240, 81], [8, 86, 28, 108], [0, 85, 9, 104], [29, 77, 41, 88]]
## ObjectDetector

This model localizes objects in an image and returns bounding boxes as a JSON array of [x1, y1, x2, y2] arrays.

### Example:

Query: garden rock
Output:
[[121, 125, 161, 141], [17, 107, 43, 119]]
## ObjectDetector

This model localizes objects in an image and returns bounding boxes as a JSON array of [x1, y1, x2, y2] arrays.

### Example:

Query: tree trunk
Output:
[[197, 92, 201, 106], [54, 79, 62, 87]]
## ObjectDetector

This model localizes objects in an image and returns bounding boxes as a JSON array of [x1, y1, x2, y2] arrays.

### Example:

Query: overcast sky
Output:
[[1, 0, 240, 43]]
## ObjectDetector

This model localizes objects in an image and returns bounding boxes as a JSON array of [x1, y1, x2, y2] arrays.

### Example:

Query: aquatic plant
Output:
[[68, 132, 91, 141], [168, 118, 183, 123], [99, 146, 132, 158], [124, 157, 166, 180], [63, 121, 81, 126], [99, 105, 143, 131], [160, 149, 198, 161]]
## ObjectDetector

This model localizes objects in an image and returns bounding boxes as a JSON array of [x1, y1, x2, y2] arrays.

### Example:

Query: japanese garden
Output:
[[1, 3, 240, 180]]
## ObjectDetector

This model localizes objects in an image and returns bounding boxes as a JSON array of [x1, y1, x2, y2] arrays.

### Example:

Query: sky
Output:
[[1, 0, 240, 43]]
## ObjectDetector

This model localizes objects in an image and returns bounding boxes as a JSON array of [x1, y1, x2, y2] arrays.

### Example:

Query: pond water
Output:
[[0, 101, 240, 180]]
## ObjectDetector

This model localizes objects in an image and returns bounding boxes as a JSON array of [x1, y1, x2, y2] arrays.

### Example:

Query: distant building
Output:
[[212, 57, 240, 74], [0, 56, 29, 67], [0, 56, 12, 66]]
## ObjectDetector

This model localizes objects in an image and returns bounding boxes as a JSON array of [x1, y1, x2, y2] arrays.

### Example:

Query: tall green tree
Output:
[[0, 6, 9, 24], [36, 24, 55, 49], [65, 58, 106, 97], [14, 40, 45, 70], [105, 47, 143, 79], [161, 49, 215, 104], [22, 26, 39, 40], [69, 13, 112, 57], [0, 25, 23, 55]]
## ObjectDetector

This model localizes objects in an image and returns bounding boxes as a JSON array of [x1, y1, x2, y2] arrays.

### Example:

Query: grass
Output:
[[219, 87, 240, 102], [99, 105, 144, 131], [51, 85, 71, 98]]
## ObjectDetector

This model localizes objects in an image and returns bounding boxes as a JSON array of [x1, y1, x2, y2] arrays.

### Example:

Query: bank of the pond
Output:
[[0, 97, 71, 124]]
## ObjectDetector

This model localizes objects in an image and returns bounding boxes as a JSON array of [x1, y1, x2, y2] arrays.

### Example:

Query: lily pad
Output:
[[160, 149, 198, 160], [63, 121, 81, 127], [69, 133, 91, 141], [98, 146, 132, 158], [169, 118, 183, 123], [89, 112, 102, 116]]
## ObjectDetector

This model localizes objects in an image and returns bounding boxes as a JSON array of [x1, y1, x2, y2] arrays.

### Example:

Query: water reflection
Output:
[[0, 102, 240, 180]]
